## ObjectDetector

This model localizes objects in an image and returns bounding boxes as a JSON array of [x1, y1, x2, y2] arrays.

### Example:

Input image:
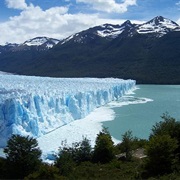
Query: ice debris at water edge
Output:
[[0, 75, 135, 147]]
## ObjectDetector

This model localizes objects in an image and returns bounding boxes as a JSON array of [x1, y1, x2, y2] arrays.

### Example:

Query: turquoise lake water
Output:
[[103, 85, 180, 140]]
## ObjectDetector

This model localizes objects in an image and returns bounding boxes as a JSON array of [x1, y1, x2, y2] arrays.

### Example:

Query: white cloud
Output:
[[0, 1, 141, 45], [0, 5, 98, 44], [76, 0, 137, 13], [5, 0, 28, 10]]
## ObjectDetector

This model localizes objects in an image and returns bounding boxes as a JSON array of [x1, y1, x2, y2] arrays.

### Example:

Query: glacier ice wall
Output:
[[0, 75, 135, 147]]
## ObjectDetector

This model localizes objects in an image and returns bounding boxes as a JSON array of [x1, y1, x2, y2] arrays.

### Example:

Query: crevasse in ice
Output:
[[0, 75, 135, 147]]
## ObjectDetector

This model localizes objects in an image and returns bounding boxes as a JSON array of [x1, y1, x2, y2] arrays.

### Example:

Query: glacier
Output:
[[0, 75, 135, 147]]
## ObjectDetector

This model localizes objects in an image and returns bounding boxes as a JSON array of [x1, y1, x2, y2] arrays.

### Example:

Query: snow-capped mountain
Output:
[[0, 16, 180, 84], [136, 16, 180, 37], [61, 20, 135, 44], [23, 37, 60, 48], [0, 37, 60, 53], [60, 16, 180, 45], [1, 16, 179, 51]]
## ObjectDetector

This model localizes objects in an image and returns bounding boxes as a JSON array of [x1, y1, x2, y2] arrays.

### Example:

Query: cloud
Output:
[[0, 0, 141, 45], [0, 3, 119, 44], [5, 0, 28, 10], [76, 0, 137, 13]]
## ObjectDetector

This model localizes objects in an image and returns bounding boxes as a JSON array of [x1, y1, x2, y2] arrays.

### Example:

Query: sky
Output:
[[0, 0, 180, 45]]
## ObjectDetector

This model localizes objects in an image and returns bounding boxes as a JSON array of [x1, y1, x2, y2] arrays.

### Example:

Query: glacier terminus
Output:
[[0, 74, 135, 148]]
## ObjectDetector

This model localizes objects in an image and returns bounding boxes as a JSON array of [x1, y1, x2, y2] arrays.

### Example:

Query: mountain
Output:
[[22, 37, 60, 49], [136, 16, 180, 37], [59, 16, 180, 45], [0, 37, 60, 53], [60, 20, 135, 45], [0, 16, 180, 84], [0, 37, 60, 73]]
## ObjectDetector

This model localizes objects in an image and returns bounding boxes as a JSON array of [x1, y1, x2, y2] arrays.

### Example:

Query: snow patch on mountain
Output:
[[24, 37, 48, 46], [23, 37, 60, 47], [97, 27, 123, 38], [97, 24, 122, 38], [46, 43, 54, 48], [97, 21, 134, 38], [61, 35, 74, 45]]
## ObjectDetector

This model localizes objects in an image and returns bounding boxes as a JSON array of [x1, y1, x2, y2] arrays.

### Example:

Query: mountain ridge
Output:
[[0, 37, 60, 53], [0, 16, 180, 84]]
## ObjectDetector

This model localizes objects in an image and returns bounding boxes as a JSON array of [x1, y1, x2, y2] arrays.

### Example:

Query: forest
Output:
[[0, 113, 180, 179]]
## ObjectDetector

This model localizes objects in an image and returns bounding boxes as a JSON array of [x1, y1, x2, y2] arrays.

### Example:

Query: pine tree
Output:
[[93, 128, 115, 163], [4, 135, 42, 179]]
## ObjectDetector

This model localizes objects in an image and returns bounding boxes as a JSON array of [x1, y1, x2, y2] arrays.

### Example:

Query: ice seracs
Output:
[[0, 75, 135, 148]]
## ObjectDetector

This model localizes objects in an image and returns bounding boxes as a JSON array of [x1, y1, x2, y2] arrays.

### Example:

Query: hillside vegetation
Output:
[[0, 113, 180, 179]]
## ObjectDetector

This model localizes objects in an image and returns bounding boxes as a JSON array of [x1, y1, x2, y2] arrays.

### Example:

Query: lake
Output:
[[103, 85, 180, 140]]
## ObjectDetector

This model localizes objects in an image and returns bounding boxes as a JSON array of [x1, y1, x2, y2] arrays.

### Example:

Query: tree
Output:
[[55, 137, 92, 176], [145, 135, 178, 176], [120, 130, 134, 161], [93, 127, 115, 163], [0, 157, 7, 179], [55, 146, 76, 176], [150, 113, 180, 160], [76, 137, 92, 162], [150, 113, 180, 138], [4, 134, 42, 179]]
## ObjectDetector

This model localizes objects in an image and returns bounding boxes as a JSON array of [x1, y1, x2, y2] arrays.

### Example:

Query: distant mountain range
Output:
[[0, 37, 60, 53], [0, 16, 180, 84]]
